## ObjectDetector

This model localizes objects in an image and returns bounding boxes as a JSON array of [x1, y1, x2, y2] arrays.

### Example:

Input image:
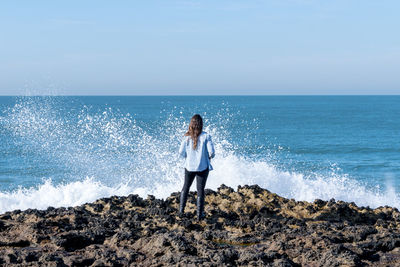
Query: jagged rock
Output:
[[1, 184, 400, 266]]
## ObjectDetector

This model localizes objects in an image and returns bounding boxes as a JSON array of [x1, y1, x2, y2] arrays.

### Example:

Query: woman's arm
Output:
[[206, 134, 215, 159], [179, 137, 187, 158]]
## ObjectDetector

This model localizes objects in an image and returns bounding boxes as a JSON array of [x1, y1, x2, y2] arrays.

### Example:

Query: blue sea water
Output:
[[0, 95, 399, 213]]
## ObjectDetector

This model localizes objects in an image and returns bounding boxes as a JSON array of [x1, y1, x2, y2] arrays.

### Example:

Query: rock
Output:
[[1, 184, 400, 266]]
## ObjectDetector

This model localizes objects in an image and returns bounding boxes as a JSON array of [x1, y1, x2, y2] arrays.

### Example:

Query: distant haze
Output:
[[0, 1, 399, 95]]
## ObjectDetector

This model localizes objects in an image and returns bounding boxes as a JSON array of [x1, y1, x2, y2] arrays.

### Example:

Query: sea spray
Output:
[[0, 96, 399, 213]]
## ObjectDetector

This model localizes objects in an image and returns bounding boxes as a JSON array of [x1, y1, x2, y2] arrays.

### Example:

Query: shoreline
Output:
[[1, 184, 400, 266]]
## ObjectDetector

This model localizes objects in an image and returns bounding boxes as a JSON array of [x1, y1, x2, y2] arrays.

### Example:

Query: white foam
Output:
[[0, 178, 126, 213], [1, 96, 399, 213], [1, 155, 399, 214], [209, 154, 400, 208]]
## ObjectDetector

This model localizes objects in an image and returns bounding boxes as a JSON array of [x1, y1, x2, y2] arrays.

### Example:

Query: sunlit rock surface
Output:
[[1, 184, 400, 266]]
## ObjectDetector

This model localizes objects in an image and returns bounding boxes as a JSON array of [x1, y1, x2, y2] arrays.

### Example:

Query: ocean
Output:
[[0, 95, 399, 213]]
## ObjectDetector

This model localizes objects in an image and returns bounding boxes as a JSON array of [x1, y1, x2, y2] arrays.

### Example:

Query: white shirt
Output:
[[179, 132, 215, 172]]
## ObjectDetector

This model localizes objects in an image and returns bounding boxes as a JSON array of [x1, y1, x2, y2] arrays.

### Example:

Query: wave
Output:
[[0, 96, 399, 213], [0, 156, 398, 214]]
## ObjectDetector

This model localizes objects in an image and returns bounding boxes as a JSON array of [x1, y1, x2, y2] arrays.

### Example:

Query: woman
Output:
[[179, 114, 215, 220]]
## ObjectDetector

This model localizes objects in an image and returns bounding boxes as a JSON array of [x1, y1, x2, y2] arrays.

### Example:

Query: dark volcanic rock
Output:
[[1, 184, 400, 266]]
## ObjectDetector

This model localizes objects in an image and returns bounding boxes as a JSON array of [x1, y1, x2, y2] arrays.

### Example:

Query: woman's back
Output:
[[179, 131, 215, 172], [178, 114, 215, 220]]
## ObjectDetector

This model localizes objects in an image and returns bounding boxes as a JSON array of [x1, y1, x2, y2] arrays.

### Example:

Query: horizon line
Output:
[[1, 94, 400, 97]]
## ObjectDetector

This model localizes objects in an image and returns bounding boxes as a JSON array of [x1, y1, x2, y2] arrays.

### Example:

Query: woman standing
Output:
[[179, 114, 215, 220]]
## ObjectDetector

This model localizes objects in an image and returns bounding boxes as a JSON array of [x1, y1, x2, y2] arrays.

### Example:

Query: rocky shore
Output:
[[1, 184, 400, 266]]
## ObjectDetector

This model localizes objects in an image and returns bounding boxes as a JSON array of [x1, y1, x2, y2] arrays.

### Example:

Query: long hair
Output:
[[185, 114, 203, 149]]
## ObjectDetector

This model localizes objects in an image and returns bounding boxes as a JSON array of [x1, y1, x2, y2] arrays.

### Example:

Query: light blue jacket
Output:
[[179, 132, 215, 172]]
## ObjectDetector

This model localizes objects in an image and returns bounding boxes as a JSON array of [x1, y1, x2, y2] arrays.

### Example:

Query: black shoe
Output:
[[197, 213, 205, 221]]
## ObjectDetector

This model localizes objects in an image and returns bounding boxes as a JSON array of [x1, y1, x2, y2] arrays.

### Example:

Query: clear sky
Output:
[[0, 0, 399, 95]]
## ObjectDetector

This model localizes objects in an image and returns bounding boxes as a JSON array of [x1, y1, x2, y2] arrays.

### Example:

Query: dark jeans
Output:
[[179, 168, 209, 216]]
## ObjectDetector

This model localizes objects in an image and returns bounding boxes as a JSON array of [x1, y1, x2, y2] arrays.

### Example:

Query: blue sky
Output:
[[0, 0, 399, 95]]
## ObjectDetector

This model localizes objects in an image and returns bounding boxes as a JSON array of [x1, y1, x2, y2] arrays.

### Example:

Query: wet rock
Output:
[[0, 220, 6, 231], [1, 184, 400, 266], [0, 239, 30, 247]]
